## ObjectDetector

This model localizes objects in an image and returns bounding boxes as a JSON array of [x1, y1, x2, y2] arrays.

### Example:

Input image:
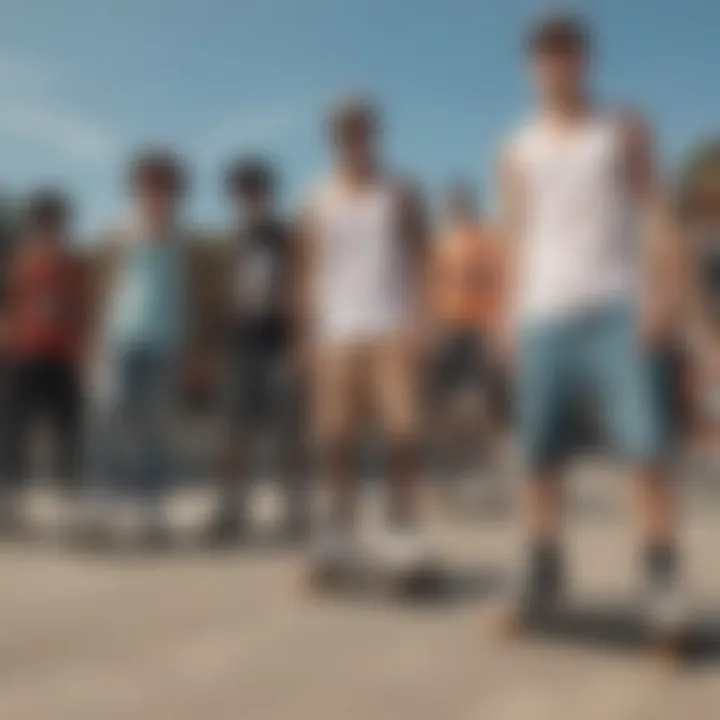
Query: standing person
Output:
[[1, 191, 85, 531], [208, 158, 310, 544], [687, 216, 720, 468], [499, 15, 685, 624], [83, 151, 195, 545], [299, 98, 430, 578], [428, 183, 506, 501]]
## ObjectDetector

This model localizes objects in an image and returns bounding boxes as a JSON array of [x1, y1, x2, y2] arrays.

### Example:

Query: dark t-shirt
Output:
[[233, 218, 293, 349]]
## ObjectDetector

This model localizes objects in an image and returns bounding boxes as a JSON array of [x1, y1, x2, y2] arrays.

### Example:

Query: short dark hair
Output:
[[526, 13, 590, 56], [328, 96, 380, 141], [224, 157, 275, 197], [128, 149, 187, 196], [24, 189, 71, 233]]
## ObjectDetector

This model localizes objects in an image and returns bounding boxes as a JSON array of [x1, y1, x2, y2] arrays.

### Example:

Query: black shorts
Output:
[[432, 331, 488, 397], [223, 322, 301, 436], [428, 330, 509, 418]]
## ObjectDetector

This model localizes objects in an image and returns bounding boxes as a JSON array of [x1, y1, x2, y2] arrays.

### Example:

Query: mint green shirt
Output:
[[108, 238, 186, 352]]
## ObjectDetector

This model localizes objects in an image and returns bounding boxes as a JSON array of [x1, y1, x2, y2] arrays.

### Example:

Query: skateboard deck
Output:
[[493, 601, 692, 669], [304, 556, 448, 601]]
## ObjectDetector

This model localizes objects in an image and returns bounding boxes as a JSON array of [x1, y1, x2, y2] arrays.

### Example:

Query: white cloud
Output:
[[0, 53, 120, 165], [0, 99, 120, 163], [202, 99, 317, 160]]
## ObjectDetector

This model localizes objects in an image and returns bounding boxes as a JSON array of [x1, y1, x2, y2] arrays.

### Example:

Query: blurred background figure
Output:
[[81, 151, 198, 546], [0, 190, 85, 534], [427, 182, 507, 511], [299, 97, 430, 579], [499, 13, 685, 625], [208, 157, 310, 546], [681, 142, 720, 474]]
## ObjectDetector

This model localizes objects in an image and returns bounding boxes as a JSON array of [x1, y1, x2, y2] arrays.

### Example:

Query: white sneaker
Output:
[[312, 526, 359, 572], [374, 526, 430, 574]]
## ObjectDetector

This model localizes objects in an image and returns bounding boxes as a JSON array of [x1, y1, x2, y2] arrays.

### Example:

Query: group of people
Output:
[[0, 13, 718, 626]]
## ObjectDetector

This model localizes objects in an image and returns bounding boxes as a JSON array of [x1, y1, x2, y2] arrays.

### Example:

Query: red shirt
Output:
[[8, 245, 84, 361]]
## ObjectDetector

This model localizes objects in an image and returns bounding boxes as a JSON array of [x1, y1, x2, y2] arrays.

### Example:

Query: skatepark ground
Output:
[[3, 458, 720, 720]]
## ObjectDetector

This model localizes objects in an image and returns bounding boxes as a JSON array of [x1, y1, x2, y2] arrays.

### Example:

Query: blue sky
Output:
[[0, 0, 717, 237]]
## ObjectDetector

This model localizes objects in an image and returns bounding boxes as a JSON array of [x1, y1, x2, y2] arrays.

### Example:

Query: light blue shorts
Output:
[[517, 304, 670, 471]]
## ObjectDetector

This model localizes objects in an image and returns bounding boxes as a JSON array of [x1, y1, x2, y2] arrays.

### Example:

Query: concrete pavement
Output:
[[3, 460, 720, 720]]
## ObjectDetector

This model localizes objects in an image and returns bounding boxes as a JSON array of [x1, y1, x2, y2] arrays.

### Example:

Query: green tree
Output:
[[677, 138, 720, 223]]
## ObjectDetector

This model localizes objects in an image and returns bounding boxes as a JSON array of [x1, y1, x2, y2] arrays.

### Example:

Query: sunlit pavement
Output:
[[3, 459, 720, 720]]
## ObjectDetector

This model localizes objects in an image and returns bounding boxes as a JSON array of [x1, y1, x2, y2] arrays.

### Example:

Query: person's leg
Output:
[[313, 344, 363, 555], [516, 321, 573, 605], [372, 336, 422, 530], [89, 349, 152, 529], [275, 352, 312, 540], [135, 352, 179, 536], [0, 361, 35, 526], [215, 431, 250, 539], [692, 343, 720, 477], [590, 307, 680, 604], [211, 332, 269, 540], [701, 342, 720, 471], [484, 351, 515, 503], [74, 347, 145, 544], [639, 348, 681, 555], [45, 361, 84, 498], [447, 333, 486, 488], [431, 332, 465, 487], [464, 334, 499, 486], [84, 355, 127, 505]]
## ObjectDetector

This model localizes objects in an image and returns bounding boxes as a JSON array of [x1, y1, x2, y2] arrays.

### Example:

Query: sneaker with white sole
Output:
[[372, 526, 431, 575]]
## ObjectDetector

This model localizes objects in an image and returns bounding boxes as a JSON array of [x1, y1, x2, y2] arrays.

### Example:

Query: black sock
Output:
[[645, 543, 677, 588]]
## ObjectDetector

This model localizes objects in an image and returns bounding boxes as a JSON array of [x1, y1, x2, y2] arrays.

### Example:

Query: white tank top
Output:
[[309, 178, 412, 343], [510, 115, 638, 322]]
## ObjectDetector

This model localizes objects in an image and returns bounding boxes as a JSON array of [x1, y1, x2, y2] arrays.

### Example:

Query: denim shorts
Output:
[[517, 304, 670, 471]]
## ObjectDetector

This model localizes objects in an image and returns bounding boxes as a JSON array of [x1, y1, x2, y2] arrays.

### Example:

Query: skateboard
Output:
[[304, 554, 447, 601], [492, 600, 689, 670]]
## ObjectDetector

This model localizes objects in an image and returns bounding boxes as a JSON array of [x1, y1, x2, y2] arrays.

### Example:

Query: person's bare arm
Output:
[[496, 143, 525, 362], [622, 111, 689, 347], [291, 202, 318, 375], [425, 234, 446, 339], [397, 179, 431, 345]]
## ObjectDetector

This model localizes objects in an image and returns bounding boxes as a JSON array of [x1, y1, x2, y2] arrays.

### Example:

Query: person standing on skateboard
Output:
[[298, 97, 430, 578], [209, 158, 310, 544], [499, 14, 686, 624], [428, 183, 507, 502]]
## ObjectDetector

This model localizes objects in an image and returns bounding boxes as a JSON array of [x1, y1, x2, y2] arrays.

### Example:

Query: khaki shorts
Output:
[[313, 335, 419, 443]]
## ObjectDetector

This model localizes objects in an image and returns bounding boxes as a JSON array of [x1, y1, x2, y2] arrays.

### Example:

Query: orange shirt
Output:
[[8, 246, 84, 361], [430, 224, 506, 331]]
